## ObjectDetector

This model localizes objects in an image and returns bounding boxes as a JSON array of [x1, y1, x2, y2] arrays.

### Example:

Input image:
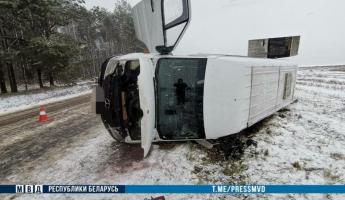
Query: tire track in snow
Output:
[[0, 103, 100, 180]]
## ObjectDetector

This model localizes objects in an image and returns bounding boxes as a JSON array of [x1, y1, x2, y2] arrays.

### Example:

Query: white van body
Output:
[[96, 53, 297, 157], [96, 0, 298, 157]]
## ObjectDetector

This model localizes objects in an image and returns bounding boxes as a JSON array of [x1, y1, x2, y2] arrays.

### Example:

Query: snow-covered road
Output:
[[0, 82, 93, 116], [0, 66, 344, 200]]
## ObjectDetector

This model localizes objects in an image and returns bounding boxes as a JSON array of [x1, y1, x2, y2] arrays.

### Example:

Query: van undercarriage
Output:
[[99, 60, 142, 142]]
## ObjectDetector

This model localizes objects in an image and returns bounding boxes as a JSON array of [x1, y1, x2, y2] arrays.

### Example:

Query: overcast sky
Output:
[[84, 0, 141, 11], [83, 0, 345, 66]]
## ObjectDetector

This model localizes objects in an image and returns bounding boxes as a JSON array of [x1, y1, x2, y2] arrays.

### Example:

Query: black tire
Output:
[[101, 114, 124, 142]]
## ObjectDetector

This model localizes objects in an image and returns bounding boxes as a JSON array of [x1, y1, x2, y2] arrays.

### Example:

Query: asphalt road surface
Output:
[[0, 94, 142, 182], [0, 93, 163, 200], [0, 94, 94, 179]]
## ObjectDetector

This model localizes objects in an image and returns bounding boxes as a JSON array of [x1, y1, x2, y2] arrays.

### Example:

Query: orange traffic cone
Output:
[[38, 105, 48, 123]]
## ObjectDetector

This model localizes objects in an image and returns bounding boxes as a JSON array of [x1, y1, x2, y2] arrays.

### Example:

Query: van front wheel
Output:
[[100, 115, 124, 142]]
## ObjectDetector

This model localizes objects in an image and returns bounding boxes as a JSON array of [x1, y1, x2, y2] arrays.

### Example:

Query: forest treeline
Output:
[[0, 0, 144, 94]]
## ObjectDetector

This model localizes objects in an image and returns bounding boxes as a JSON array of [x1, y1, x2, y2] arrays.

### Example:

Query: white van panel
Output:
[[132, 0, 164, 53], [248, 66, 280, 126], [138, 57, 156, 157], [248, 64, 297, 126], [203, 56, 296, 139], [203, 58, 251, 139]]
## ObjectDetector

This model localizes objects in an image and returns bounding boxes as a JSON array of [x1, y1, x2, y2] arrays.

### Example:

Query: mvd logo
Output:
[[16, 185, 43, 193]]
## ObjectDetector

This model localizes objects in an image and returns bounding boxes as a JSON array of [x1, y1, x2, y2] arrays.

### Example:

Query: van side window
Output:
[[283, 73, 293, 99]]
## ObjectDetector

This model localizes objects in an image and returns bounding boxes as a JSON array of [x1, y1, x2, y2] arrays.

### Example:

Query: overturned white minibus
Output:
[[95, 0, 297, 157], [95, 53, 296, 157]]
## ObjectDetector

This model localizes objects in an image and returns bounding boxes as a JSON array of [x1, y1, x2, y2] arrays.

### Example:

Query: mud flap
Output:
[[138, 57, 156, 157]]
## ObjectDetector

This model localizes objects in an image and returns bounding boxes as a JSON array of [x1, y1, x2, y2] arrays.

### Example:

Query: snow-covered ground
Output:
[[1, 66, 344, 200], [0, 82, 93, 115], [183, 66, 345, 199]]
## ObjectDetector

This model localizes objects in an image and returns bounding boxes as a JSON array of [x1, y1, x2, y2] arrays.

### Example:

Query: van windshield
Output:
[[156, 58, 207, 140]]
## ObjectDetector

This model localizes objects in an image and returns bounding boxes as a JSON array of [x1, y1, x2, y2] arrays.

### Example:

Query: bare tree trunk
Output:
[[37, 68, 44, 88], [21, 60, 28, 91], [49, 71, 55, 86], [82, 65, 86, 79], [91, 49, 96, 77], [0, 62, 7, 94], [6, 62, 18, 93], [1, 28, 17, 93]]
